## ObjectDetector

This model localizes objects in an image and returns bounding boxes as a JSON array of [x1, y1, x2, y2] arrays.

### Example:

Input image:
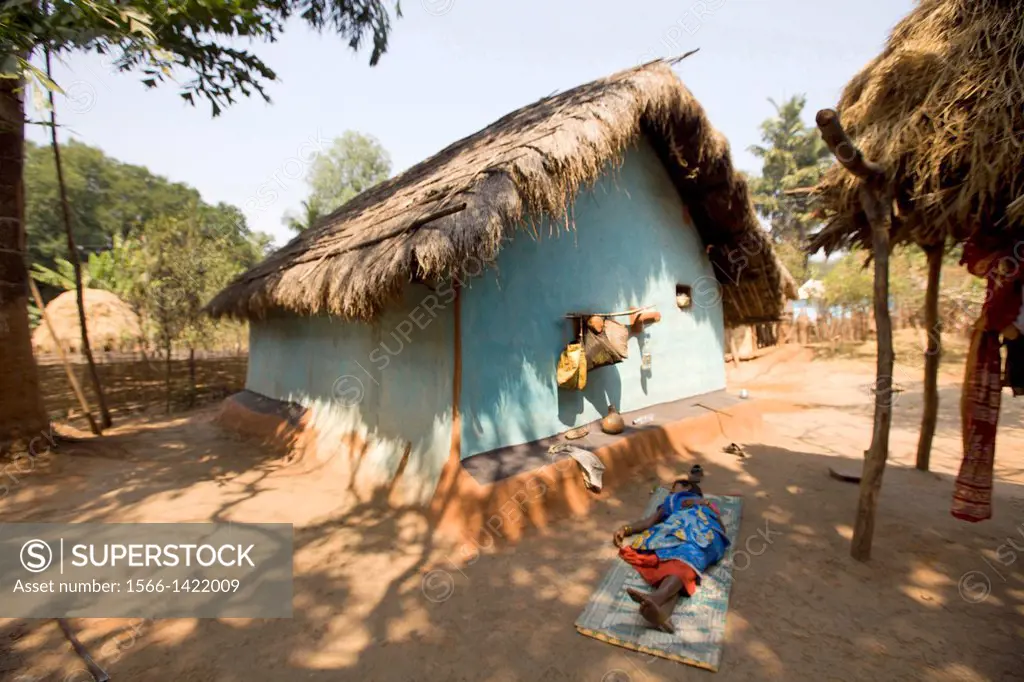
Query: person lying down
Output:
[[612, 465, 730, 633]]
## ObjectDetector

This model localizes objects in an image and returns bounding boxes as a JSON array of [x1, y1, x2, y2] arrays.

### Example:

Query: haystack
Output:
[[208, 59, 796, 328], [33, 289, 141, 354], [811, 0, 1024, 253]]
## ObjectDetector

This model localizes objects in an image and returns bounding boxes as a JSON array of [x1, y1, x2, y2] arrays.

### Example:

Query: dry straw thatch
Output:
[[811, 0, 1024, 254], [208, 59, 795, 327], [32, 289, 141, 354]]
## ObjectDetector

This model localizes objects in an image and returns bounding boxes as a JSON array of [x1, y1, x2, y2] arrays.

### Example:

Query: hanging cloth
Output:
[[557, 341, 587, 390], [953, 242, 1024, 522], [557, 320, 587, 391], [955, 325, 1002, 522], [584, 317, 629, 370]]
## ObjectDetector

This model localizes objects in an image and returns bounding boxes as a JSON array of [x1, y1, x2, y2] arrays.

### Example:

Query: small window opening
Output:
[[676, 284, 693, 309]]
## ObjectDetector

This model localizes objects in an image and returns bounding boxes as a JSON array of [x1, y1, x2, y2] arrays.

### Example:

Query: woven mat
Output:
[[575, 490, 742, 672]]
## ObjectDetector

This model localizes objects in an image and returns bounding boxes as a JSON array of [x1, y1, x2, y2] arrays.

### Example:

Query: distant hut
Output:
[[208, 59, 796, 510], [809, 0, 1024, 556]]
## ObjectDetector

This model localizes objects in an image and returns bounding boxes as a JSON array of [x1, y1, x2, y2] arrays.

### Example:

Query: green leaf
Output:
[[30, 82, 49, 113]]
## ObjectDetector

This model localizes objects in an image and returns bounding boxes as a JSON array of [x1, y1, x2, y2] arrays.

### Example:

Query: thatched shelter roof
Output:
[[208, 59, 796, 327], [810, 0, 1024, 255]]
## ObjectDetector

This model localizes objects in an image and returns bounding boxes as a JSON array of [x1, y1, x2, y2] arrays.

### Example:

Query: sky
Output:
[[28, 0, 916, 247]]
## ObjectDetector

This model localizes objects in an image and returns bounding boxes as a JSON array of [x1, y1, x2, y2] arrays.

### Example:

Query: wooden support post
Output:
[[855, 184, 895, 561], [817, 109, 894, 562], [916, 243, 943, 471]]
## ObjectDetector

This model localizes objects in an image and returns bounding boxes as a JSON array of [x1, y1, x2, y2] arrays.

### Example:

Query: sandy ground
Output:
[[2, 333, 1023, 681]]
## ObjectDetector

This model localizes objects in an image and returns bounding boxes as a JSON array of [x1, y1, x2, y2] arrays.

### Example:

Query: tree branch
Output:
[[816, 109, 884, 181]]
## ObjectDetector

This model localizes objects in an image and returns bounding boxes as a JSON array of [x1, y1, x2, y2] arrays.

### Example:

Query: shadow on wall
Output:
[[243, 282, 457, 506], [460, 141, 728, 457], [465, 247, 725, 450]]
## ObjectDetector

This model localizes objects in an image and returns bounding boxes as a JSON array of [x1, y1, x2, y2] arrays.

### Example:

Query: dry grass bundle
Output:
[[33, 289, 141, 354], [208, 59, 795, 327], [812, 0, 1024, 254]]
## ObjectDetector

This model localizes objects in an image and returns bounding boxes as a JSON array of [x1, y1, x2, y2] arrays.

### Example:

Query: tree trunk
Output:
[[188, 346, 196, 408], [46, 51, 112, 430], [0, 74, 50, 444], [851, 182, 895, 561], [165, 337, 172, 415], [138, 307, 149, 361], [797, 221, 809, 275], [916, 243, 943, 471], [728, 329, 740, 368]]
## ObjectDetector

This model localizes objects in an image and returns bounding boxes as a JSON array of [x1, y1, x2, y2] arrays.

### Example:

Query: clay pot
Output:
[[601, 404, 625, 435]]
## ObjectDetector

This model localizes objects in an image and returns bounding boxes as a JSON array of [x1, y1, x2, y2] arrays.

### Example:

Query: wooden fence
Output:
[[37, 352, 248, 425]]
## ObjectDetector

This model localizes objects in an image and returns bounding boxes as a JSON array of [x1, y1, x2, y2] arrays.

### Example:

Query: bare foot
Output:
[[626, 588, 649, 604], [630, 593, 675, 633]]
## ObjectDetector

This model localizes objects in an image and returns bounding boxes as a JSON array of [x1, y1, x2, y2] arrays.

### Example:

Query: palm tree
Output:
[[283, 200, 324, 232], [747, 96, 832, 252], [31, 259, 90, 290]]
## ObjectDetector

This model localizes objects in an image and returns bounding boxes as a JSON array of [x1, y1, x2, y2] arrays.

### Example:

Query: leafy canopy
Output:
[[0, 0, 400, 115], [23, 138, 271, 269], [286, 131, 391, 231]]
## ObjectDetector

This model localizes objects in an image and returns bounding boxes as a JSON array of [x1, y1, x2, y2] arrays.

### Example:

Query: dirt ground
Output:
[[2, 332, 1023, 681]]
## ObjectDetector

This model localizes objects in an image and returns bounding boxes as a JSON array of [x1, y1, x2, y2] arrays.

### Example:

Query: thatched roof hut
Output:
[[208, 59, 796, 327], [810, 0, 1024, 254]]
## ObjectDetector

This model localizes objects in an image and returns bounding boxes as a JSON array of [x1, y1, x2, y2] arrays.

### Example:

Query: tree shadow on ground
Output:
[[1, 415, 1023, 681]]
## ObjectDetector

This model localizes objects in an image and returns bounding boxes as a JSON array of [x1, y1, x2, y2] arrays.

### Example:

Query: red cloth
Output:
[[618, 546, 700, 595], [954, 328, 1002, 522], [960, 241, 1023, 331], [953, 241, 1023, 522]]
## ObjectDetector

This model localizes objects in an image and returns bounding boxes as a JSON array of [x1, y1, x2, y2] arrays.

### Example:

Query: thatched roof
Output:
[[811, 0, 1024, 254], [208, 59, 796, 327]]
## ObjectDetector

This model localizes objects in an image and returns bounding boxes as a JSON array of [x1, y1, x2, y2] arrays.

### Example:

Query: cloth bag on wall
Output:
[[584, 318, 629, 370], [557, 341, 587, 390]]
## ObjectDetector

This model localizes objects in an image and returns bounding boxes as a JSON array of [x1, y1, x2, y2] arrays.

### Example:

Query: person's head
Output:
[[671, 479, 703, 496], [671, 464, 704, 496]]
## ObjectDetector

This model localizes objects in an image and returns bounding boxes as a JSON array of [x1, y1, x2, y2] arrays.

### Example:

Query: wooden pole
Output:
[[45, 50, 113, 429], [916, 243, 944, 471], [29, 279, 100, 435], [855, 183, 895, 561], [817, 109, 894, 561], [56, 618, 110, 682], [728, 329, 741, 368], [188, 346, 197, 408]]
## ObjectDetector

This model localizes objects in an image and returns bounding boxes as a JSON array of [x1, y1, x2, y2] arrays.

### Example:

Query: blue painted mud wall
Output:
[[246, 285, 455, 502], [458, 140, 726, 458]]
